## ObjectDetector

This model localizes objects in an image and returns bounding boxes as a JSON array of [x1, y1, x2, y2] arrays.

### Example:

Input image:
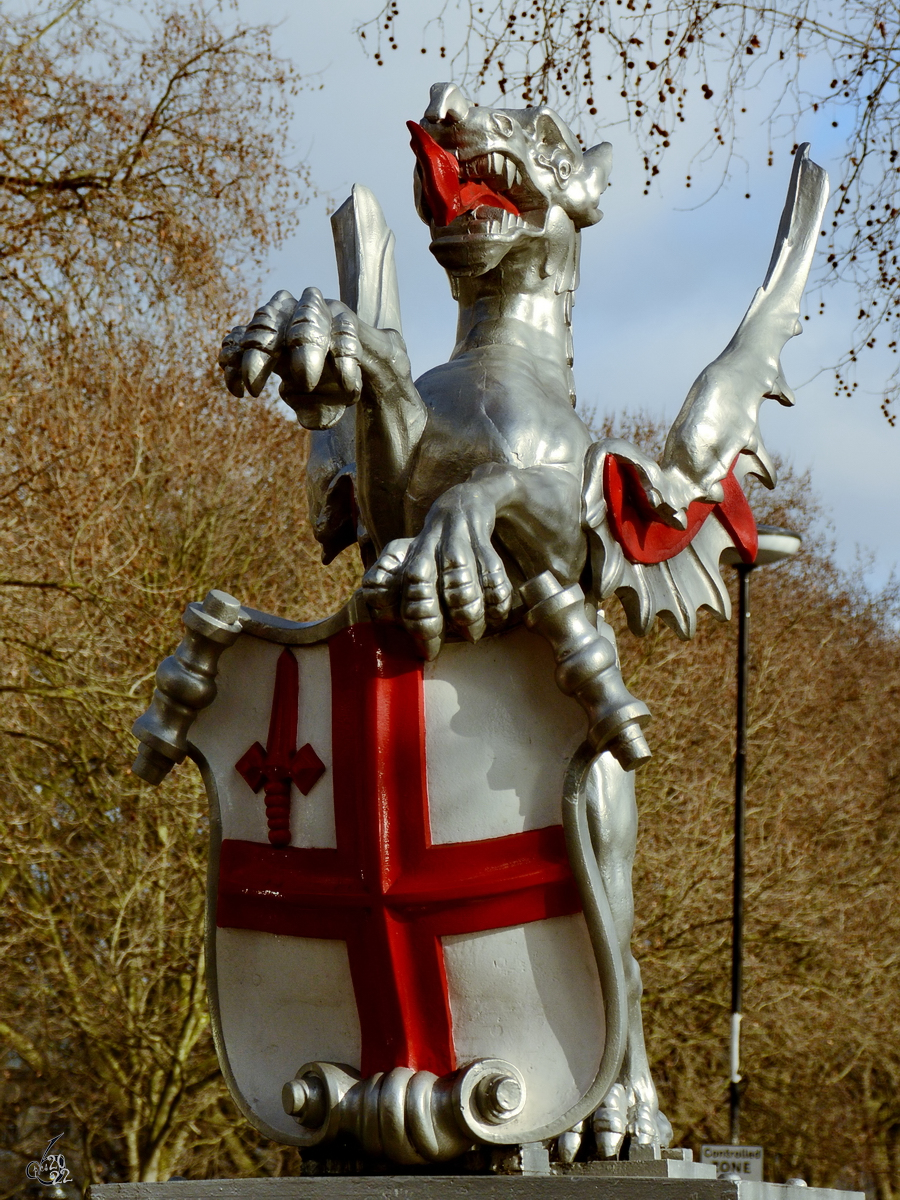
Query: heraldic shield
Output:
[[184, 596, 629, 1161]]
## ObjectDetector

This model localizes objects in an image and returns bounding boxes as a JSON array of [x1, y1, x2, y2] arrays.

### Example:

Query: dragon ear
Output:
[[564, 140, 613, 228], [584, 141, 613, 196]]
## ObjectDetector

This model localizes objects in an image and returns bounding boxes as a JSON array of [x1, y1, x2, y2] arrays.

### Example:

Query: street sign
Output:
[[701, 1145, 765, 1182]]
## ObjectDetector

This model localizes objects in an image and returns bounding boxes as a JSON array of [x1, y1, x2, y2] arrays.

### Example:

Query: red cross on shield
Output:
[[189, 608, 608, 1145]]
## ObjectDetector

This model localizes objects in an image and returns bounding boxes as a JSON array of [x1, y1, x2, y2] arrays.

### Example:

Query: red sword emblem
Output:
[[235, 648, 326, 846]]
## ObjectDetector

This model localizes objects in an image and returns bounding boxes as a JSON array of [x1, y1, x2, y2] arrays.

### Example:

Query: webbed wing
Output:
[[598, 146, 829, 529], [661, 144, 829, 511], [583, 452, 751, 639], [331, 184, 404, 333], [306, 185, 402, 564], [583, 146, 829, 637]]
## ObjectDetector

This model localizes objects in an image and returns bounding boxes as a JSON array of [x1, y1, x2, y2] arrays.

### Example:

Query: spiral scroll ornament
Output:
[[282, 1059, 527, 1165]]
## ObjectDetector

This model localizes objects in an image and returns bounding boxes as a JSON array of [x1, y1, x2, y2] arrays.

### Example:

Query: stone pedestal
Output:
[[90, 1174, 864, 1200]]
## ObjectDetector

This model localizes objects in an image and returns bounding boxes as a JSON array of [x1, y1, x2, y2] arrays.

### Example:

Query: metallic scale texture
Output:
[[134, 82, 829, 1168]]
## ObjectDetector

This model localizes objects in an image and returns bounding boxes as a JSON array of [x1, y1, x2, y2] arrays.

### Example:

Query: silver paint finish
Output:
[[217, 92, 826, 674], [199, 85, 829, 1166], [280, 1059, 527, 1164], [131, 590, 243, 784], [522, 571, 651, 771]]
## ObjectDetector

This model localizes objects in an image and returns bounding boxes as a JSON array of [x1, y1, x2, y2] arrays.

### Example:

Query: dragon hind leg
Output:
[[585, 728, 672, 1159]]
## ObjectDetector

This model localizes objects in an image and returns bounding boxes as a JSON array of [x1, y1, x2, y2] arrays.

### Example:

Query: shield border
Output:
[[189, 593, 628, 1148]]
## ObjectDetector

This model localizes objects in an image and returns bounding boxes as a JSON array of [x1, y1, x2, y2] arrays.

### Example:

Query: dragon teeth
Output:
[[462, 151, 521, 192]]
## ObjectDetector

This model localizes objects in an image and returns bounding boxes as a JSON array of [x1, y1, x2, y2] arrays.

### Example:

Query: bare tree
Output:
[[361, 0, 900, 424], [0, 0, 356, 1190], [0, 0, 306, 338], [602, 420, 900, 1194], [1, 3, 899, 1194], [0, 341, 358, 1190]]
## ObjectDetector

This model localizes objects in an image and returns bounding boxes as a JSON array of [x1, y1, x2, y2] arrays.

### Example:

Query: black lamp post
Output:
[[727, 524, 801, 1145]]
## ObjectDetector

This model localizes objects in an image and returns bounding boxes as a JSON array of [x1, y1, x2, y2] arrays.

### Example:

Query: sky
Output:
[[235, 1, 898, 596]]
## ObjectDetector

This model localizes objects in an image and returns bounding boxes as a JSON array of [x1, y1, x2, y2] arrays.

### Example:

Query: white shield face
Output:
[[189, 614, 607, 1145]]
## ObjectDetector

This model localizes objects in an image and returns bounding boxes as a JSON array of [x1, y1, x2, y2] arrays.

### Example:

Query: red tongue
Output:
[[407, 121, 519, 227]]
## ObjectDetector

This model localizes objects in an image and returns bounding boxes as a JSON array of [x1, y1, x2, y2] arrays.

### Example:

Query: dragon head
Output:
[[409, 83, 613, 278]]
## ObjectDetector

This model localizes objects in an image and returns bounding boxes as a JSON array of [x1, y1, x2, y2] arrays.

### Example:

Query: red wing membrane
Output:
[[604, 455, 757, 565]]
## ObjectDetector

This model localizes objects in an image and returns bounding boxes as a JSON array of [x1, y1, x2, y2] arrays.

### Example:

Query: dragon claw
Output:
[[631, 1101, 659, 1146], [557, 1122, 583, 1164], [592, 1083, 628, 1160], [242, 348, 272, 397], [591, 1085, 671, 1159]]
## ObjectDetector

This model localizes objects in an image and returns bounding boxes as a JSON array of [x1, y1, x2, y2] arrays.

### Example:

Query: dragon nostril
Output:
[[425, 82, 471, 125]]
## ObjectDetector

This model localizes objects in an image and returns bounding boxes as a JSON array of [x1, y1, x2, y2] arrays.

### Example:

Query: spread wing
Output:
[[583, 451, 752, 639], [306, 185, 402, 564], [583, 145, 829, 637]]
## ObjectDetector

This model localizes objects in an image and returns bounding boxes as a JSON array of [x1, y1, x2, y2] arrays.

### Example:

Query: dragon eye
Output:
[[558, 159, 573, 180], [491, 112, 514, 138]]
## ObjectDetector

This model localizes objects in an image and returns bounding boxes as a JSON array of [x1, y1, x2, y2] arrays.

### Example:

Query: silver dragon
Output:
[[216, 82, 829, 1160]]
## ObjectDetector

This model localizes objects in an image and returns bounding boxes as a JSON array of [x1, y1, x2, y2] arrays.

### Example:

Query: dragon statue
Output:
[[196, 81, 827, 1163]]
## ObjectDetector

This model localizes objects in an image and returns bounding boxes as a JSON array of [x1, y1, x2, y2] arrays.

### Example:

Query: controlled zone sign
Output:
[[701, 1145, 764, 1182]]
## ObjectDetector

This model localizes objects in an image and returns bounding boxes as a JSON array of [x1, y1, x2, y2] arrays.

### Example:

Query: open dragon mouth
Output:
[[408, 121, 527, 229]]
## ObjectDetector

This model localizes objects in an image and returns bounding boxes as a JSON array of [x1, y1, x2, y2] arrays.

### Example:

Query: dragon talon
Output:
[[223, 367, 244, 398], [592, 1083, 628, 1161], [242, 348, 272, 397], [630, 1102, 658, 1146], [457, 616, 486, 643], [595, 1130, 626, 1161], [557, 1119, 584, 1164]]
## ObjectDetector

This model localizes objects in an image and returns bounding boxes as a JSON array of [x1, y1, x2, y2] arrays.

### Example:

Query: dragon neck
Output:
[[448, 215, 580, 404]]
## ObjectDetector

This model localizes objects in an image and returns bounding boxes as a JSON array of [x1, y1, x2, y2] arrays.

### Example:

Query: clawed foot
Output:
[[556, 1120, 584, 1164], [218, 287, 411, 430], [592, 1083, 628, 1159], [361, 483, 514, 659], [591, 1083, 672, 1159]]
